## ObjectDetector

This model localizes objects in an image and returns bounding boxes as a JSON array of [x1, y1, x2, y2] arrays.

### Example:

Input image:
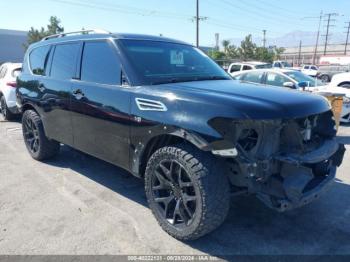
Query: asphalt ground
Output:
[[0, 117, 349, 257]]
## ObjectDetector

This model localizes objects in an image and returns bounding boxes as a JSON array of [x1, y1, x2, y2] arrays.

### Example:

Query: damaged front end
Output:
[[209, 110, 346, 211]]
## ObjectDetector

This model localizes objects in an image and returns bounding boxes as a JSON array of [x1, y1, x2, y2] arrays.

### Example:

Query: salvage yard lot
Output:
[[0, 118, 349, 256]]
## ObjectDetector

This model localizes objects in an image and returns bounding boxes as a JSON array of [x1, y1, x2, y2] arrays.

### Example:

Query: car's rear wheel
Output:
[[320, 74, 330, 83], [22, 110, 60, 160], [145, 145, 230, 240], [0, 96, 15, 120]]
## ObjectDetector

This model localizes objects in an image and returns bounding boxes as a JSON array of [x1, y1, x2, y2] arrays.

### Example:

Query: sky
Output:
[[1, 0, 350, 47]]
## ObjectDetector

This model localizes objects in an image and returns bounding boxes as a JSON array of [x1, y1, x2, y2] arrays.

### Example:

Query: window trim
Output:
[[48, 41, 82, 80], [28, 45, 52, 76]]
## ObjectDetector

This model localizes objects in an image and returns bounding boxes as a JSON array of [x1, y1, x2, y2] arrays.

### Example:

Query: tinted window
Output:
[[311, 66, 317, 70], [30, 45, 51, 75], [118, 40, 230, 85], [266, 72, 290, 87], [81, 41, 121, 85], [304, 66, 310, 69], [242, 65, 253, 71], [0, 66, 6, 79], [230, 64, 241, 73], [51, 43, 80, 80], [242, 71, 264, 83]]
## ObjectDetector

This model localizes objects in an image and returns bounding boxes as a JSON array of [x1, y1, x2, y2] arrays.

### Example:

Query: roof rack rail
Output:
[[41, 29, 111, 41]]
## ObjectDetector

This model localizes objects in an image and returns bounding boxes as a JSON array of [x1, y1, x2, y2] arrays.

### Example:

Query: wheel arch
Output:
[[135, 132, 211, 178], [338, 81, 350, 87]]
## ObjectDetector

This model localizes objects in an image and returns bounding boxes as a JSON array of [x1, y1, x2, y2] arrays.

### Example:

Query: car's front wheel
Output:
[[145, 145, 230, 240], [22, 110, 60, 160]]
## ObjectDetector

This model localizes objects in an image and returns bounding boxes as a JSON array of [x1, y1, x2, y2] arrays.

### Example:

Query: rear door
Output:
[[42, 42, 81, 145], [70, 40, 131, 170]]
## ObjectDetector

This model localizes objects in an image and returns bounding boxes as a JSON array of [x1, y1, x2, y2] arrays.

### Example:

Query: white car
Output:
[[228, 61, 271, 75], [0, 63, 22, 120], [329, 72, 350, 88], [301, 65, 318, 77], [232, 68, 350, 123]]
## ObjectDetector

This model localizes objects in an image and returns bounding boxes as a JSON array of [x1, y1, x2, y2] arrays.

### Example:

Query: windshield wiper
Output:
[[150, 76, 230, 85]]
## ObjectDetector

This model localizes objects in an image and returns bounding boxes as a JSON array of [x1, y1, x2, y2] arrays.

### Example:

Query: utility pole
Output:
[[298, 40, 302, 66], [344, 21, 350, 55], [262, 29, 266, 48], [322, 13, 338, 55], [215, 33, 219, 50], [193, 0, 207, 47], [196, 0, 199, 47], [313, 11, 323, 64]]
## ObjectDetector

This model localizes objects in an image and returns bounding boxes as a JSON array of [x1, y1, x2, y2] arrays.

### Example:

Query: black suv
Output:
[[17, 30, 345, 240]]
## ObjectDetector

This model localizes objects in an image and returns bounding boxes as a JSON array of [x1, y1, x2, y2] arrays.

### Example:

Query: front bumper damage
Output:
[[211, 110, 346, 212], [258, 141, 345, 212]]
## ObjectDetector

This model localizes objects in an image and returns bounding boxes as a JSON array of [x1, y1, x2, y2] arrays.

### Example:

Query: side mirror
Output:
[[298, 81, 309, 90], [283, 81, 296, 89]]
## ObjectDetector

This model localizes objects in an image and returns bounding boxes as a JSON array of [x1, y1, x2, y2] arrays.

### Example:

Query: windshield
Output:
[[255, 63, 272, 69], [284, 70, 325, 87], [118, 40, 231, 85]]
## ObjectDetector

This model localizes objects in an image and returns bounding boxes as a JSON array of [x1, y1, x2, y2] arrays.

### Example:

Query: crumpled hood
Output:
[[159, 80, 331, 119]]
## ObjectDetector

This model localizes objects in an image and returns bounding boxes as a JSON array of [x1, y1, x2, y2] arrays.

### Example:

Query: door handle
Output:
[[72, 89, 85, 99]]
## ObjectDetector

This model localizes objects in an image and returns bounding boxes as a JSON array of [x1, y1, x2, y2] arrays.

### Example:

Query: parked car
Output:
[[0, 62, 22, 120], [272, 60, 292, 68], [228, 61, 271, 74], [317, 65, 350, 83], [301, 64, 318, 77], [231, 68, 325, 90], [232, 69, 350, 123], [17, 30, 345, 240], [329, 72, 350, 88]]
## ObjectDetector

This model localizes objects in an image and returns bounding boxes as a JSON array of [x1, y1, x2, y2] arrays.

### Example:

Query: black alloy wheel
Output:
[[145, 145, 230, 240], [23, 115, 40, 154], [151, 159, 197, 227]]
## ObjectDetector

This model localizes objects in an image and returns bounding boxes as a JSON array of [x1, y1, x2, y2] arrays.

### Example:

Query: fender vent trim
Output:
[[135, 98, 167, 111]]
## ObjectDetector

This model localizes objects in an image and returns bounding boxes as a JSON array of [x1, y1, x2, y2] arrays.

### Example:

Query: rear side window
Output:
[[51, 43, 80, 80], [243, 71, 264, 83], [30, 45, 51, 75], [0, 66, 7, 79], [242, 65, 253, 71], [81, 41, 121, 85], [230, 64, 241, 73]]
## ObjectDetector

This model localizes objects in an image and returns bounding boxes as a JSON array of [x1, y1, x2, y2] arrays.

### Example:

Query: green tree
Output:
[[208, 49, 226, 60], [24, 16, 64, 49], [238, 34, 256, 60], [222, 39, 231, 54]]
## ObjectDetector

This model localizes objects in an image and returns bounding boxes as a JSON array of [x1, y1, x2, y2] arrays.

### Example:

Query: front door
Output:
[[70, 40, 132, 170]]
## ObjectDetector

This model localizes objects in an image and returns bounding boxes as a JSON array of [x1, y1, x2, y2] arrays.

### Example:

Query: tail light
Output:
[[6, 81, 17, 88]]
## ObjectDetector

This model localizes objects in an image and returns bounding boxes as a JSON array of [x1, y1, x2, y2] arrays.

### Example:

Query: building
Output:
[[0, 29, 27, 64], [281, 43, 350, 66]]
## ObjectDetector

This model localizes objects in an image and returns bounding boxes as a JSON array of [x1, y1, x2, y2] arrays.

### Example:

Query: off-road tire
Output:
[[145, 144, 230, 240], [0, 96, 15, 120], [22, 110, 60, 160]]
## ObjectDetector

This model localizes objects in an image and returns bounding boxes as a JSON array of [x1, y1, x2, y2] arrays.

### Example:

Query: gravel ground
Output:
[[0, 118, 349, 257]]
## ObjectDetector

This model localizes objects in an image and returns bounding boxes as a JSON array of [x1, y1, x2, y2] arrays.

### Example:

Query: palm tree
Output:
[[222, 40, 231, 54]]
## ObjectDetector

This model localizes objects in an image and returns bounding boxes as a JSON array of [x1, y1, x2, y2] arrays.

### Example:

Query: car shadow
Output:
[[45, 145, 350, 256]]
